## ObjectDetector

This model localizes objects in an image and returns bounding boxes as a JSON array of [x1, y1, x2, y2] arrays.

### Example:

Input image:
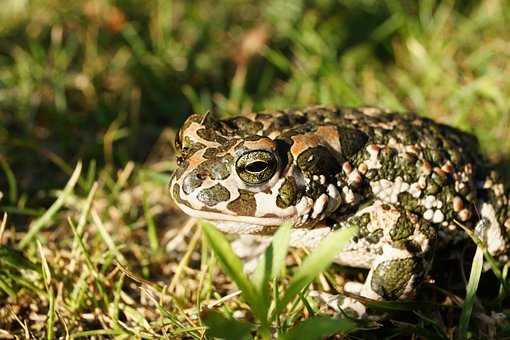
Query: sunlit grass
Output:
[[0, 0, 509, 338]]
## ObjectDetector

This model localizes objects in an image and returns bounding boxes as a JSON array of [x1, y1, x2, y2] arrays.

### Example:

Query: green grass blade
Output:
[[71, 329, 123, 338], [91, 209, 125, 263], [19, 161, 82, 248], [273, 226, 357, 317], [0, 155, 17, 203], [0, 245, 39, 272], [143, 191, 159, 253], [201, 309, 253, 340], [37, 241, 55, 340], [279, 315, 357, 340], [458, 245, 484, 339], [73, 182, 98, 249], [200, 222, 265, 321], [0, 275, 16, 298], [251, 221, 292, 308]]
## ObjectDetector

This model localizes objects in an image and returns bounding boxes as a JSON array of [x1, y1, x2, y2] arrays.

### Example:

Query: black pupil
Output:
[[246, 161, 268, 173]]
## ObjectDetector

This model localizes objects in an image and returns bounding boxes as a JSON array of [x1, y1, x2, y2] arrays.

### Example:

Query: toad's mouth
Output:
[[174, 201, 295, 228]]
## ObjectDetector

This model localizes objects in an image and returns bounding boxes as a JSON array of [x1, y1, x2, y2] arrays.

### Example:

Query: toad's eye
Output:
[[236, 150, 278, 185]]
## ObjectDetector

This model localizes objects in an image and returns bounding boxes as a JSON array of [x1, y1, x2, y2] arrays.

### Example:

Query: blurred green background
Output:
[[1, 0, 509, 204]]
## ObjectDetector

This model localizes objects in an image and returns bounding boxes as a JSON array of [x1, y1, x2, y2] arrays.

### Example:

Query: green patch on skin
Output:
[[365, 228, 384, 244], [337, 127, 368, 158], [390, 212, 416, 241], [371, 258, 420, 300], [397, 192, 420, 211], [197, 184, 230, 206], [418, 221, 436, 241], [297, 146, 339, 177], [350, 213, 373, 242], [399, 153, 419, 183], [198, 155, 234, 180], [276, 176, 299, 208], [203, 139, 239, 159], [228, 117, 263, 135], [424, 177, 440, 195], [227, 189, 256, 215], [197, 128, 227, 144]]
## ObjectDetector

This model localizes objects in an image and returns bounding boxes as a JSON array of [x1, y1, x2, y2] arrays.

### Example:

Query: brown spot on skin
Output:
[[442, 161, 454, 174], [242, 137, 277, 152], [452, 196, 464, 212], [316, 126, 341, 153], [186, 151, 207, 170], [290, 133, 325, 158], [199, 205, 224, 214], [227, 190, 257, 216], [434, 168, 447, 180], [421, 160, 433, 175], [203, 148, 219, 159], [179, 115, 204, 139]]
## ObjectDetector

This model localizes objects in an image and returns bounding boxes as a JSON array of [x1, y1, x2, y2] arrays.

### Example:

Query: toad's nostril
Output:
[[183, 171, 205, 194], [176, 156, 184, 166]]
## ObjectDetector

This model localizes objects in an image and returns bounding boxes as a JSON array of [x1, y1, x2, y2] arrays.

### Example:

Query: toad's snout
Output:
[[181, 170, 207, 195]]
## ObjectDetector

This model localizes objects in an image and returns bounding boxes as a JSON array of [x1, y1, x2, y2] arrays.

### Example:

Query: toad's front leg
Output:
[[294, 201, 438, 318]]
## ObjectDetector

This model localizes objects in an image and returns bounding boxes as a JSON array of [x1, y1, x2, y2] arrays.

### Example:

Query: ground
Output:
[[0, 0, 509, 338]]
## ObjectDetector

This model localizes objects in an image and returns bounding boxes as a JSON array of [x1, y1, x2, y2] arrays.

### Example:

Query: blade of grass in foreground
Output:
[[458, 244, 483, 339], [200, 222, 264, 321], [251, 221, 292, 310], [201, 309, 253, 340], [19, 162, 82, 248], [279, 315, 357, 340], [273, 225, 358, 318]]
